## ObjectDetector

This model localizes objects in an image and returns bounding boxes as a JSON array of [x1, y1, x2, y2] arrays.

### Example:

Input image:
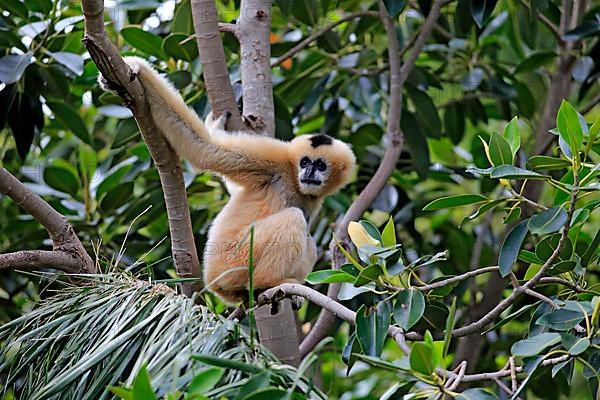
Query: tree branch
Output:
[[0, 167, 94, 274], [271, 11, 380, 67], [81, 0, 201, 296], [406, 175, 580, 341], [300, 0, 446, 358], [190, 0, 245, 131], [238, 0, 275, 133]]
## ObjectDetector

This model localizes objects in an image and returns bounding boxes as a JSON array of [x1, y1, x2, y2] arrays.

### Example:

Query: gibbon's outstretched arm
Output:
[[105, 57, 291, 187]]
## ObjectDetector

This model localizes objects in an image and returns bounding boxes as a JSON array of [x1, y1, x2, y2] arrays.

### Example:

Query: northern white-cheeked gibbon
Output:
[[101, 57, 356, 304]]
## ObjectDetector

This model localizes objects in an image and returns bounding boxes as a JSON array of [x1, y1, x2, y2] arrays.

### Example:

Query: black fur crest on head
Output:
[[309, 134, 333, 148]]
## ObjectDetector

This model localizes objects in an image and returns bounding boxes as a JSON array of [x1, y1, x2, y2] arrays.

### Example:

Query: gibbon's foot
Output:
[[290, 295, 305, 310], [205, 111, 231, 131]]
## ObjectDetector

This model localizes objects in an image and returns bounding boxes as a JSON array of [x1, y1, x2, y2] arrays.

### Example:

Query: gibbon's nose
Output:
[[306, 164, 317, 178]]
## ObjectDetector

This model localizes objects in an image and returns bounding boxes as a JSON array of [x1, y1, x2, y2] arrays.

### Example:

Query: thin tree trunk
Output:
[[190, 0, 245, 131], [82, 0, 202, 296]]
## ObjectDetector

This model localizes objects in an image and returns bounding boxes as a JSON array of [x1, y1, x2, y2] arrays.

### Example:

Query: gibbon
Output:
[[101, 57, 356, 304]]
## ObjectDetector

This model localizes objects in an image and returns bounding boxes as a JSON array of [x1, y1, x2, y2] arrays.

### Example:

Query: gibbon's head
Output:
[[290, 134, 356, 197]]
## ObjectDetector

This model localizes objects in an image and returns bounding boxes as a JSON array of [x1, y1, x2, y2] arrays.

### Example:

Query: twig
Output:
[[523, 288, 559, 308], [218, 22, 239, 38], [0, 168, 94, 274], [459, 354, 570, 382], [272, 11, 380, 67], [414, 266, 499, 292], [509, 356, 517, 392], [445, 361, 467, 391], [508, 186, 548, 211], [495, 378, 522, 400], [538, 277, 585, 293]]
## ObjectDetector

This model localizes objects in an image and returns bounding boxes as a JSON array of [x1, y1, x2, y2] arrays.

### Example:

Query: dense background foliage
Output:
[[1, 0, 600, 398]]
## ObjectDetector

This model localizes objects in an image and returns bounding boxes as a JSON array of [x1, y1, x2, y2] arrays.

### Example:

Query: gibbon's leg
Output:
[[204, 207, 316, 304], [251, 207, 317, 288]]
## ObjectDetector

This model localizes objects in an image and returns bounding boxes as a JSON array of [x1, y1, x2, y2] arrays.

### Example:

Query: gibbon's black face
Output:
[[299, 156, 328, 187]]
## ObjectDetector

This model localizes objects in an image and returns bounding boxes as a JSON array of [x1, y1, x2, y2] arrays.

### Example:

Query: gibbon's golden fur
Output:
[[102, 57, 356, 303]]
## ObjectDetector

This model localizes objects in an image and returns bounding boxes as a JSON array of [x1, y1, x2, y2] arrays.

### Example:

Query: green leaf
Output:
[[233, 371, 271, 400], [502, 117, 520, 157], [121, 27, 167, 59], [456, 388, 498, 400], [47, 101, 91, 144], [0, 0, 28, 18], [192, 355, 263, 374], [561, 333, 590, 356], [356, 302, 391, 357], [528, 155, 572, 171], [393, 288, 425, 330], [187, 367, 225, 394], [96, 165, 133, 200], [423, 194, 488, 211], [490, 165, 549, 180], [556, 100, 584, 157], [108, 387, 133, 400], [511, 332, 561, 357], [518, 249, 543, 264], [383, 0, 406, 17], [460, 199, 506, 227], [536, 309, 584, 331], [172, 0, 193, 34], [359, 220, 382, 243], [409, 332, 440, 376], [305, 270, 356, 284], [503, 206, 521, 224], [50, 52, 84, 76], [291, 0, 318, 25], [547, 260, 577, 276], [44, 165, 80, 197], [528, 207, 567, 235], [581, 228, 600, 268], [514, 51, 556, 74], [535, 234, 573, 262], [381, 216, 396, 247], [488, 131, 513, 166], [443, 297, 457, 358], [162, 33, 198, 62], [498, 220, 529, 277], [483, 303, 538, 334], [563, 20, 600, 41], [0, 53, 33, 84], [354, 264, 383, 287], [407, 85, 442, 138], [132, 365, 157, 400], [100, 182, 134, 213]]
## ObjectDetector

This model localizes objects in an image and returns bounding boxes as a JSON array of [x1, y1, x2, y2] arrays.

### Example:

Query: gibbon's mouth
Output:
[[301, 178, 322, 186]]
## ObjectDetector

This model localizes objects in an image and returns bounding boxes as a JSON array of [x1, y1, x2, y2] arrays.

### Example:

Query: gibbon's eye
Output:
[[300, 157, 311, 168], [314, 159, 327, 172]]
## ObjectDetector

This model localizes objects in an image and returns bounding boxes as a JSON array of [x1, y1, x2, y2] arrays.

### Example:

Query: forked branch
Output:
[[0, 168, 94, 273]]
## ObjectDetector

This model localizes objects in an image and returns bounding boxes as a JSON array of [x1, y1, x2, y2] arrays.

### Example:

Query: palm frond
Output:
[[0, 274, 323, 399]]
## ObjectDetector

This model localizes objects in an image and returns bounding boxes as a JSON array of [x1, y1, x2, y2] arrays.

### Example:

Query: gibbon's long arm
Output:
[[120, 57, 291, 186]]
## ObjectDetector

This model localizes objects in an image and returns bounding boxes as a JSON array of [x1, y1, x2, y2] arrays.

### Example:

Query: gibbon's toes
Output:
[[290, 295, 305, 310], [97, 74, 119, 92]]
